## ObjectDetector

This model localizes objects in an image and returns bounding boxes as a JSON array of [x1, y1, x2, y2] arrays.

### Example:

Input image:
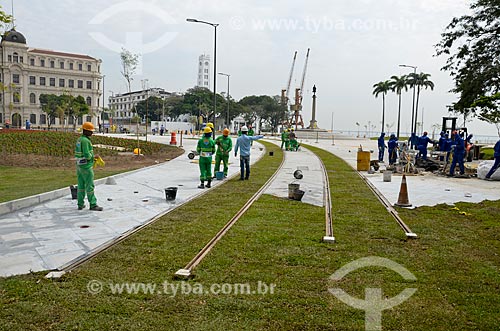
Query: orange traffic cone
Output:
[[394, 174, 412, 207]]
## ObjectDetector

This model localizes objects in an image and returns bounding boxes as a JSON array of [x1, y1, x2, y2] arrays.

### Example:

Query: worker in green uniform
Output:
[[215, 128, 233, 178], [75, 122, 103, 211], [248, 124, 255, 146], [197, 126, 216, 189], [284, 128, 291, 150], [280, 129, 287, 149]]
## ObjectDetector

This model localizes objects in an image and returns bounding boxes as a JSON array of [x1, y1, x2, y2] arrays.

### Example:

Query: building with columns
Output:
[[0, 28, 102, 129]]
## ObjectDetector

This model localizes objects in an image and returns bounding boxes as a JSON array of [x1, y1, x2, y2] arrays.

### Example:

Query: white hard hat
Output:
[[241, 126, 248, 132]]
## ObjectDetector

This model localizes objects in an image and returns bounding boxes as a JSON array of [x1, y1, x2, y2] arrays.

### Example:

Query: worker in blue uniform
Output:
[[449, 131, 465, 177], [485, 139, 500, 180], [377, 132, 386, 162], [388, 134, 398, 165], [417, 131, 435, 160]]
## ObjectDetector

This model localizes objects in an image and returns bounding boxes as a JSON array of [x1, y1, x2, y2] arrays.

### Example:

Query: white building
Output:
[[197, 54, 210, 89], [0, 29, 102, 128], [108, 88, 179, 124]]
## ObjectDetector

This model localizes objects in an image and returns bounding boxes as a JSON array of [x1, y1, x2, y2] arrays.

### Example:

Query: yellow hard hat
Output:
[[223, 128, 230, 136], [204, 126, 212, 133], [82, 122, 95, 131], [207, 122, 214, 129]]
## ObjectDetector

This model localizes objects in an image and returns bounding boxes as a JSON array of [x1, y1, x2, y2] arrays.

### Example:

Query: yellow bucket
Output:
[[356, 151, 370, 171]]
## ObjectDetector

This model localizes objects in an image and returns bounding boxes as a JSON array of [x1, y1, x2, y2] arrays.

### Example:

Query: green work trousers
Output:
[[77, 166, 97, 208], [215, 154, 229, 176], [199, 156, 212, 181]]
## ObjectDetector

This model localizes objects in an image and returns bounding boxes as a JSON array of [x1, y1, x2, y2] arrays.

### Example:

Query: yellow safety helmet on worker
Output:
[[203, 126, 212, 134]]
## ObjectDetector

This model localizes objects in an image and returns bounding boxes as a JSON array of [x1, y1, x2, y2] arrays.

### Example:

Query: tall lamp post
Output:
[[399, 64, 417, 138], [187, 18, 219, 137], [218, 72, 230, 129]]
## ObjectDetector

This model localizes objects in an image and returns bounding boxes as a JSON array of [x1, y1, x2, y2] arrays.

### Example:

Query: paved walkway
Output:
[[0, 135, 264, 277], [299, 135, 500, 207]]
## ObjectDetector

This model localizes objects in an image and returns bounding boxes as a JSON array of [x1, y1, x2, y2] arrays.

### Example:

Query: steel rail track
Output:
[[174, 154, 286, 279], [356, 172, 417, 239], [318, 156, 335, 243], [46, 143, 274, 278]]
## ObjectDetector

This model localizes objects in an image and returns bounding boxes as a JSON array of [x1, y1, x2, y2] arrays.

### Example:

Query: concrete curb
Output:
[[0, 150, 186, 217]]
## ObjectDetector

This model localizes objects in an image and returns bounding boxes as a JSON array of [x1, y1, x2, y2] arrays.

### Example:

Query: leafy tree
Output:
[[390, 75, 408, 138], [238, 95, 284, 133], [39, 94, 89, 130], [372, 80, 392, 134], [120, 48, 139, 93], [0, 5, 12, 30], [473, 93, 500, 137], [407, 72, 434, 133], [39, 94, 60, 130], [135, 96, 165, 121], [436, 0, 500, 131]]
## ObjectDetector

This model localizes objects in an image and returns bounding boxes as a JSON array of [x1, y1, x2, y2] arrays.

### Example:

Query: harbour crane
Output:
[[281, 51, 297, 107], [290, 48, 310, 130]]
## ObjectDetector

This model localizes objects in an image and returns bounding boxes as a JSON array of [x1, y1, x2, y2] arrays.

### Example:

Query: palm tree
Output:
[[407, 72, 435, 134], [390, 75, 408, 139], [372, 80, 392, 134]]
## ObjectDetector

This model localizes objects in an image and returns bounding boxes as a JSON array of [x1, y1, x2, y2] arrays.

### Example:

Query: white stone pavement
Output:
[[264, 141, 325, 207], [0, 134, 265, 277], [297, 135, 500, 207]]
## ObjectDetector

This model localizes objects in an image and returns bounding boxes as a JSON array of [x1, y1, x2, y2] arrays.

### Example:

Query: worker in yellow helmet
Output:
[[215, 128, 232, 178], [196, 126, 216, 188], [75, 122, 103, 211]]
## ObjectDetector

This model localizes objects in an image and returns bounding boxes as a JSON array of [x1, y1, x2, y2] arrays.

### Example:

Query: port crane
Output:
[[281, 49, 310, 130]]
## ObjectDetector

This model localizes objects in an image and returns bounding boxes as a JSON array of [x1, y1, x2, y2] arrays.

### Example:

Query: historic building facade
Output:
[[0, 29, 102, 128], [108, 88, 180, 124]]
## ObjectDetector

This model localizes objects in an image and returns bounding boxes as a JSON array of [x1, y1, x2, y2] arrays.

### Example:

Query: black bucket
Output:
[[293, 189, 305, 201], [165, 187, 178, 201], [70, 185, 77, 200]]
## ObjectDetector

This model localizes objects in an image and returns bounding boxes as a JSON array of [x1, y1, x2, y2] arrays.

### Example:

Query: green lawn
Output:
[[0, 142, 499, 330], [0, 166, 123, 203]]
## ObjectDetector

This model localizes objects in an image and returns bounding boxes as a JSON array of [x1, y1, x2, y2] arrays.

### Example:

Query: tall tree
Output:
[[407, 72, 434, 133], [436, 0, 500, 133], [390, 75, 408, 138], [372, 80, 392, 134], [120, 48, 139, 93], [39, 94, 60, 130], [0, 5, 12, 30]]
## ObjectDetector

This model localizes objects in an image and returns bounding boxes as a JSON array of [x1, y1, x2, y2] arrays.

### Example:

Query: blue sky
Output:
[[6, 0, 498, 138]]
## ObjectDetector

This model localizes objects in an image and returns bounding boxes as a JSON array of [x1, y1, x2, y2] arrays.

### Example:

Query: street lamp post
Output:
[[187, 18, 219, 137], [399, 64, 417, 139], [218, 72, 230, 129]]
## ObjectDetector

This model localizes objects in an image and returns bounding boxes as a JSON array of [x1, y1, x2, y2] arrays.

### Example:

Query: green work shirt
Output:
[[75, 135, 94, 169], [197, 136, 216, 158], [248, 129, 255, 136], [215, 135, 233, 156]]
